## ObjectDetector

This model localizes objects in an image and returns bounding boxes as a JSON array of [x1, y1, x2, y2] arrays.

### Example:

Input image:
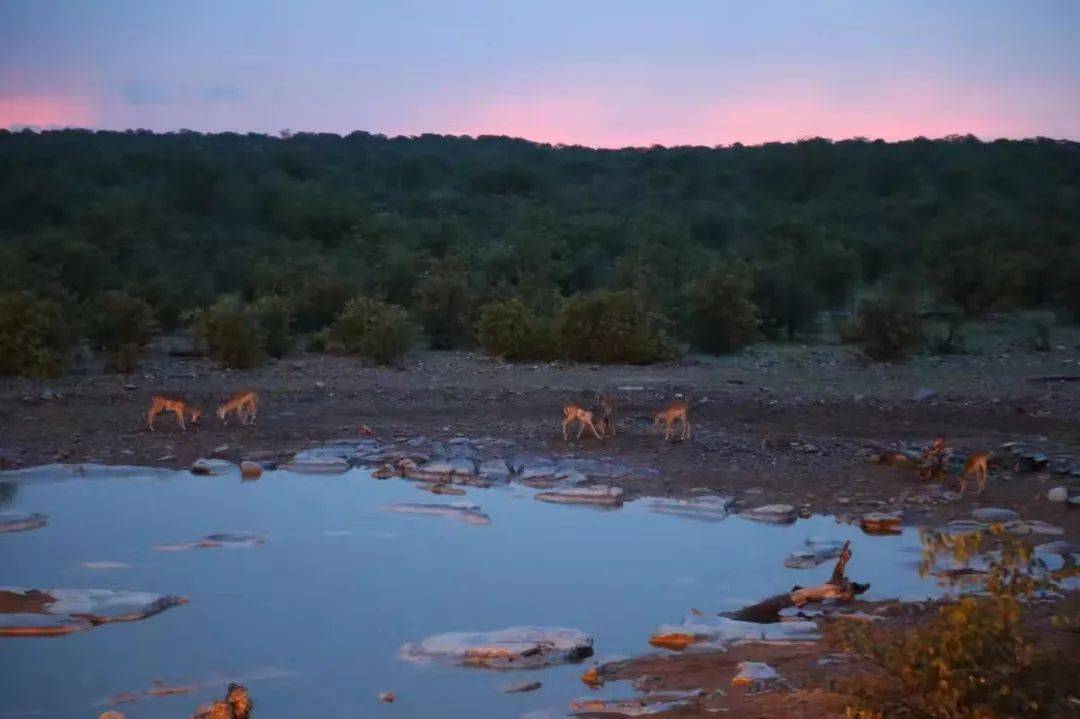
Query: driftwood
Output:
[[723, 542, 868, 623]]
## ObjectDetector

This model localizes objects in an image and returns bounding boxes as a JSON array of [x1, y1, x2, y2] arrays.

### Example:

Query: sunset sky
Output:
[[2, 0, 1079, 146]]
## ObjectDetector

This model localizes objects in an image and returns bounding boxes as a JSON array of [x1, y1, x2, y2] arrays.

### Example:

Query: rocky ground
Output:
[[2, 328, 1079, 717]]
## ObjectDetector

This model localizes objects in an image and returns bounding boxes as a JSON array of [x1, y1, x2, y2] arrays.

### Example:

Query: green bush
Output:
[[253, 295, 294, 358], [552, 290, 677, 364], [0, 291, 72, 378], [324, 296, 412, 365], [91, 291, 160, 372], [686, 265, 762, 354], [412, 271, 472, 349], [475, 298, 550, 360], [855, 295, 923, 361], [189, 296, 266, 368]]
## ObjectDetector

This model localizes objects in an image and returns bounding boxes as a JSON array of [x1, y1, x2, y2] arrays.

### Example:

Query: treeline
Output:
[[0, 128, 1078, 374]]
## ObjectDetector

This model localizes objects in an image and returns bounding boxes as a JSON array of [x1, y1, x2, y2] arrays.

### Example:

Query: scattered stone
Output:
[[477, 459, 512, 480], [535, 486, 624, 507], [239, 461, 262, 479], [100, 712, 125, 719], [739, 504, 797, 525], [417, 482, 467, 496], [190, 458, 237, 476], [580, 666, 603, 688], [190, 683, 252, 719], [371, 465, 397, 479], [381, 502, 491, 525], [502, 681, 542, 693], [400, 626, 593, 668], [1048, 486, 1068, 503], [0, 587, 187, 636], [859, 512, 902, 535], [913, 388, 938, 402], [212, 444, 230, 456], [0, 510, 47, 533], [972, 507, 1019, 523], [155, 531, 267, 551], [377, 691, 395, 703], [569, 691, 701, 716], [647, 495, 732, 522], [731, 661, 781, 688]]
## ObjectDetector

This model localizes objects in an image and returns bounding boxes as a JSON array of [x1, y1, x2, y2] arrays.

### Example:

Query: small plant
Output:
[[552, 290, 678, 365], [189, 296, 266, 369], [323, 296, 412, 366], [253, 295, 294, 358], [412, 270, 472, 350], [685, 264, 762, 354], [855, 295, 923, 361], [474, 298, 550, 360], [0, 291, 72, 378], [91, 291, 161, 372]]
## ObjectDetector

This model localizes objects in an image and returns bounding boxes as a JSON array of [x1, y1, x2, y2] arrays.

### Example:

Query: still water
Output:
[[0, 467, 939, 718]]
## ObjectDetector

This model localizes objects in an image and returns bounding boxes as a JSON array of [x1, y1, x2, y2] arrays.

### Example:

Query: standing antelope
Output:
[[654, 399, 690, 441], [562, 402, 604, 441], [958, 452, 992, 495], [147, 394, 202, 432], [595, 395, 618, 437], [217, 389, 259, 426]]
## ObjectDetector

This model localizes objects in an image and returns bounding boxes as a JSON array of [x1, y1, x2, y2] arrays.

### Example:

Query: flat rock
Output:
[[282, 456, 351, 474], [739, 504, 797, 525], [381, 502, 491, 525], [477, 459, 511, 479], [1047, 486, 1068, 502], [0, 587, 186, 636], [155, 531, 266, 551], [535, 486, 624, 507], [0, 510, 47, 533], [502, 681, 542, 693], [784, 537, 846, 569], [649, 614, 819, 650], [859, 512, 902, 535], [569, 691, 700, 717], [732, 661, 781, 687], [972, 507, 1019, 523], [190, 458, 237, 476], [648, 495, 733, 522], [399, 626, 593, 668]]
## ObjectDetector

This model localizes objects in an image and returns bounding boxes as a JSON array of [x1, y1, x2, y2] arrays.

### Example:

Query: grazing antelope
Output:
[[217, 389, 258, 426], [147, 394, 202, 432], [595, 395, 618, 437], [919, 436, 950, 480], [562, 402, 604, 441], [654, 399, 690, 441], [958, 452, 992, 495]]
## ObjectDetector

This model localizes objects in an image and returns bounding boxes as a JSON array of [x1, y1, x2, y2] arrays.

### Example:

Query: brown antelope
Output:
[[958, 451, 991, 495], [217, 389, 259, 426], [595, 395, 618, 437], [147, 394, 202, 432], [562, 402, 604, 441], [919, 436, 950, 480], [654, 399, 690, 441]]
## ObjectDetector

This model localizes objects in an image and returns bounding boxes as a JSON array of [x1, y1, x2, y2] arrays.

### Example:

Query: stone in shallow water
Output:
[[569, 690, 701, 716], [535, 486, 624, 507], [647, 495, 733, 522], [859, 512, 902, 535], [938, 519, 986, 536], [239, 461, 263, 479], [502, 681, 542, 693], [0, 587, 186, 636], [0, 510, 47, 533], [731, 661, 781, 687], [649, 614, 819, 650], [399, 626, 593, 668], [190, 458, 237, 476], [380, 502, 491, 525], [477, 459, 512, 480], [784, 537, 846, 569], [154, 531, 267, 551], [281, 456, 350, 474], [972, 507, 1019, 523], [739, 504, 797, 525]]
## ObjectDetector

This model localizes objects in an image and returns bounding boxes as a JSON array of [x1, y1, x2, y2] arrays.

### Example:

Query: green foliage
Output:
[[475, 298, 550, 360], [412, 270, 472, 349], [827, 529, 1076, 718], [552, 290, 678, 364], [324, 296, 412, 366], [253, 295, 294, 358], [90, 291, 160, 372], [189, 296, 266, 369], [925, 315, 967, 355], [0, 291, 71, 378], [854, 295, 924, 361], [685, 263, 762, 354]]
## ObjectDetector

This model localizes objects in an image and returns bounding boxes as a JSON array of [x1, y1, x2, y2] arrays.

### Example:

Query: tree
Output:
[[686, 264, 762, 354]]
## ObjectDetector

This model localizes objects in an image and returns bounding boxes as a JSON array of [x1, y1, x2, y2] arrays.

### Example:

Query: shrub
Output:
[[925, 315, 967, 355], [412, 271, 472, 349], [685, 265, 762, 354], [0, 291, 72, 378], [475, 298, 550, 360], [323, 296, 412, 365], [552, 290, 678, 364], [253, 295, 294, 358], [855, 295, 923, 361], [91, 291, 161, 372], [189, 296, 266, 369]]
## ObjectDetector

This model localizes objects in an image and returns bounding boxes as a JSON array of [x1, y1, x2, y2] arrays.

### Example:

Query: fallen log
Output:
[[723, 542, 868, 623]]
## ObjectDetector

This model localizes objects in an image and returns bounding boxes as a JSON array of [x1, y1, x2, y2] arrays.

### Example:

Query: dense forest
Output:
[[0, 129, 1078, 373]]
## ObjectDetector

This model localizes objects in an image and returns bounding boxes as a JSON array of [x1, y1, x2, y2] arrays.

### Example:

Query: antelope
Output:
[[958, 452, 992, 495], [919, 436, 950, 480], [654, 399, 690, 441], [217, 389, 259, 426], [595, 395, 618, 437], [562, 402, 604, 442], [147, 394, 202, 432]]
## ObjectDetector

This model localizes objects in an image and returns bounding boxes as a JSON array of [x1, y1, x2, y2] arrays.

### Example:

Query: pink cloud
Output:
[[0, 95, 94, 129]]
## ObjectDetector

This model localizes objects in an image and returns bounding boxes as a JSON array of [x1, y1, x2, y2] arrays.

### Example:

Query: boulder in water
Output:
[[399, 626, 593, 668], [784, 537, 846, 569], [0, 510, 47, 533], [535, 486, 624, 507], [381, 502, 491, 525], [972, 507, 1019, 523], [155, 531, 266, 551], [739, 504, 797, 524], [0, 587, 186, 636], [648, 495, 732, 522]]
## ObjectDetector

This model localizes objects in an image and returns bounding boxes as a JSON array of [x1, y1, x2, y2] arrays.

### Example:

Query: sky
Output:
[[1, 0, 1079, 147]]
